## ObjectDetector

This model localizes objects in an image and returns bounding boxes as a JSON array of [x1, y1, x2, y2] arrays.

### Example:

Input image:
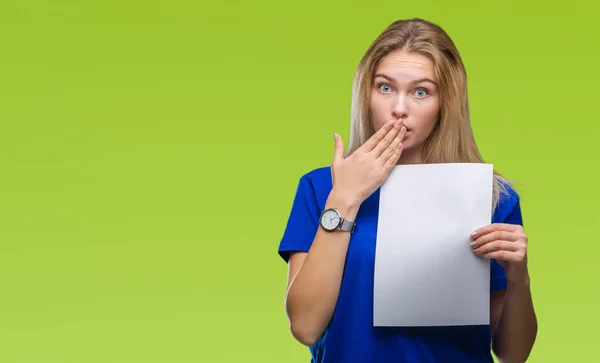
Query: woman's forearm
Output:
[[285, 191, 359, 346], [492, 274, 538, 363]]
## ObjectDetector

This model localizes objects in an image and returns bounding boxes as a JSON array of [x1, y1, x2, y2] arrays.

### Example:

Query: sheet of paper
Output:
[[373, 163, 493, 327]]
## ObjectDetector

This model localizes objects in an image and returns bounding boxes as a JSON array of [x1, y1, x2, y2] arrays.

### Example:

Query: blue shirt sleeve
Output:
[[278, 173, 321, 263], [490, 189, 524, 291]]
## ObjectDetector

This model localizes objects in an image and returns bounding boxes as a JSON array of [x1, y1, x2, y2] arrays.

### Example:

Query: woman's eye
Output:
[[379, 83, 392, 93], [414, 88, 428, 97]]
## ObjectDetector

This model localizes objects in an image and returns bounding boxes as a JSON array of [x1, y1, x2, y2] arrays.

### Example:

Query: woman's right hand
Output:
[[331, 119, 407, 207]]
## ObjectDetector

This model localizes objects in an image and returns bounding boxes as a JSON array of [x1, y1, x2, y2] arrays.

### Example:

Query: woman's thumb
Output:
[[333, 133, 344, 163]]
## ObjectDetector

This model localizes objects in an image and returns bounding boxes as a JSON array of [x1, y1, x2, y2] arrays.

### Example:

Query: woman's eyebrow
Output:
[[374, 73, 437, 86]]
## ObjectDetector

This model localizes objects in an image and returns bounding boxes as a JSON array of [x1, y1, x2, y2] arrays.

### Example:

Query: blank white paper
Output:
[[373, 163, 493, 327]]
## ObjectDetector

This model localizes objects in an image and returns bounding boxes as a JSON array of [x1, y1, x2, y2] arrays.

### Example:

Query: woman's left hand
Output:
[[470, 223, 529, 282]]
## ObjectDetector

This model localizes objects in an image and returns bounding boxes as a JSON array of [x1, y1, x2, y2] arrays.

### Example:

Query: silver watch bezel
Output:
[[319, 208, 355, 233]]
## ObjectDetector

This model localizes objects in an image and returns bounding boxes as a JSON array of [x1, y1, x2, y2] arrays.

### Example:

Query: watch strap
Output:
[[339, 218, 355, 233]]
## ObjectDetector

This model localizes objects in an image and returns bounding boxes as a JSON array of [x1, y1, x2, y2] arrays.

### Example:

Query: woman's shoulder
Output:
[[499, 180, 521, 205], [494, 180, 523, 224], [292, 165, 334, 208], [296, 165, 333, 186]]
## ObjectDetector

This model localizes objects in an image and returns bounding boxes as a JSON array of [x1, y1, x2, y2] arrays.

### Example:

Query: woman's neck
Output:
[[397, 147, 423, 165]]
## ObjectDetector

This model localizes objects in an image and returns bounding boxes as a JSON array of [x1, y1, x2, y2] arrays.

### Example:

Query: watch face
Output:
[[321, 209, 341, 231]]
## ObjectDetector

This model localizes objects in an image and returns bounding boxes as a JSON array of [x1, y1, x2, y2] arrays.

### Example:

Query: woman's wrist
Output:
[[327, 189, 361, 219]]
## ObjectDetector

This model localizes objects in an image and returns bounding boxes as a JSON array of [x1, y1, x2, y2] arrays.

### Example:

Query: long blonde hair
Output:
[[346, 18, 511, 211]]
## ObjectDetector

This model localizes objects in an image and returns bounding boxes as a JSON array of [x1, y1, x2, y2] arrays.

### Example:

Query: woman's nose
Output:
[[392, 96, 408, 120]]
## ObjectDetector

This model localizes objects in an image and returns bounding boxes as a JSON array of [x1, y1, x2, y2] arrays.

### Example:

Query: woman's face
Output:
[[369, 49, 441, 163]]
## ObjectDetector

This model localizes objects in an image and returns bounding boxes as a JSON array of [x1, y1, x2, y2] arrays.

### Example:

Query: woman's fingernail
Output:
[[471, 231, 477, 237], [398, 143, 403, 150], [400, 126, 406, 132]]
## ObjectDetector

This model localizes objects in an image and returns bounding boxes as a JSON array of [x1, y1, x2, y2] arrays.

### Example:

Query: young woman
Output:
[[278, 18, 537, 363]]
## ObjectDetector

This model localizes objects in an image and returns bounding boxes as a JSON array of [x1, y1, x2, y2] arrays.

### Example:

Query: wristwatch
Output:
[[319, 208, 356, 233]]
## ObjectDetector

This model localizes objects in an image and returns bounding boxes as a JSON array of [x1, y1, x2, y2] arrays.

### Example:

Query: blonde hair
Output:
[[346, 18, 511, 211]]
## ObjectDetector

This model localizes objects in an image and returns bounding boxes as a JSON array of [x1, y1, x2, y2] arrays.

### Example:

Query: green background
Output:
[[0, 0, 598, 361]]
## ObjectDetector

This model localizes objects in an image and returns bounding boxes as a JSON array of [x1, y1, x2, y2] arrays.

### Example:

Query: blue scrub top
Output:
[[278, 166, 523, 363]]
